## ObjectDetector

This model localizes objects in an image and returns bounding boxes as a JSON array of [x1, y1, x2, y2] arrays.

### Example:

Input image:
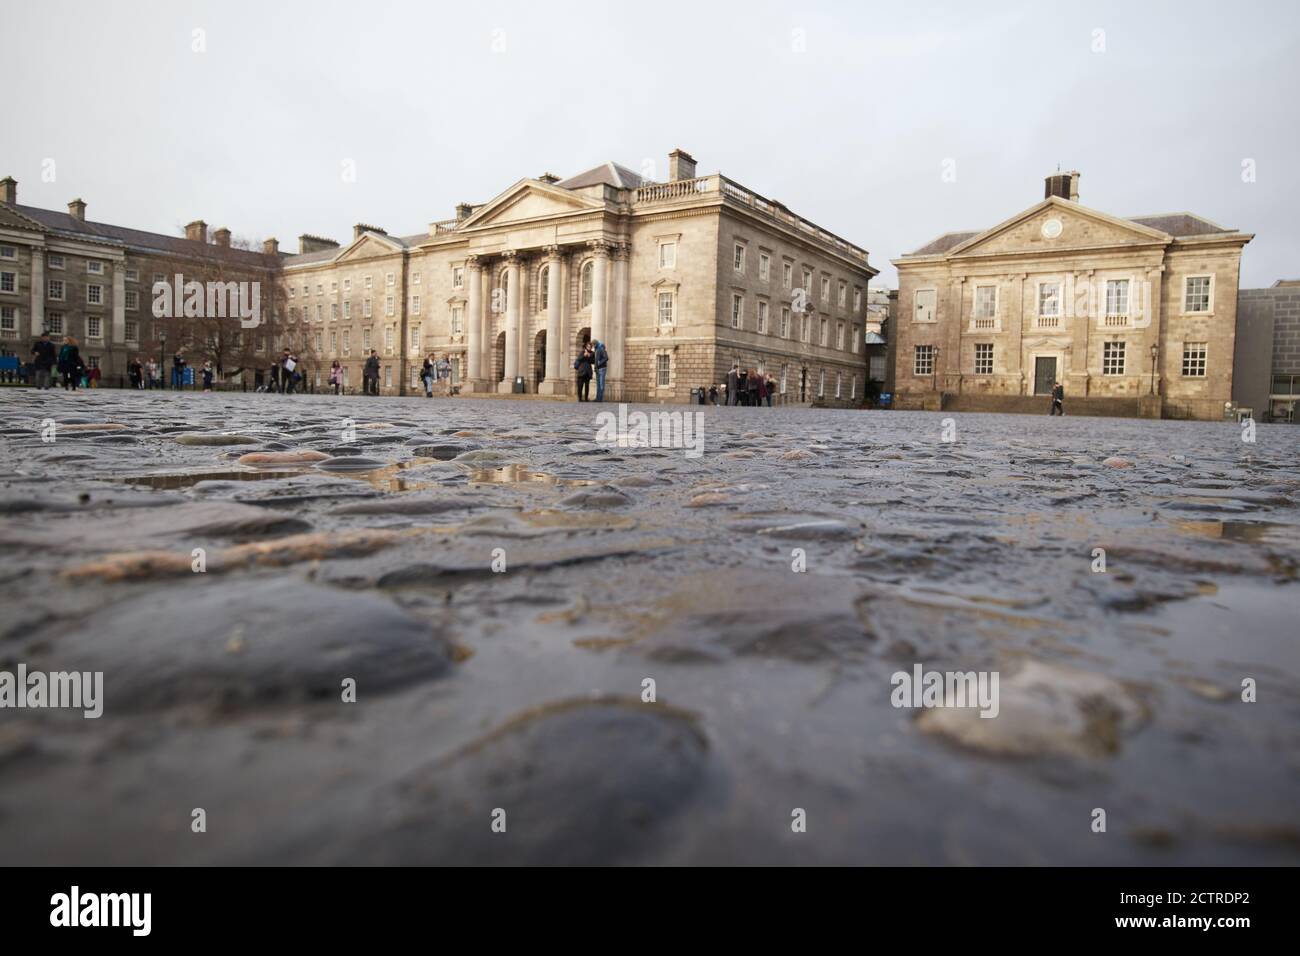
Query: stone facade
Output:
[[893, 172, 1253, 420], [1237, 281, 1300, 421], [278, 150, 877, 404]]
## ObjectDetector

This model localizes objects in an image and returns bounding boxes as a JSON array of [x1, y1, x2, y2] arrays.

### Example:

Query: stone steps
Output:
[[942, 394, 1146, 417]]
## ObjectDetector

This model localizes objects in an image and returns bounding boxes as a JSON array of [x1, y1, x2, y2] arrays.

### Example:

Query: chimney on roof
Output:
[[1044, 170, 1080, 202], [539, 173, 560, 185], [0, 177, 15, 204], [68, 199, 87, 221], [213, 227, 231, 248], [353, 223, 386, 241], [298, 234, 340, 254], [455, 203, 474, 221], [668, 149, 697, 182], [185, 219, 207, 243], [263, 237, 280, 256]]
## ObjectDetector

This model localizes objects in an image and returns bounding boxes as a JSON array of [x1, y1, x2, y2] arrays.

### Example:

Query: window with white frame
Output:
[[780, 364, 788, 394], [853, 289, 862, 312], [1182, 341, 1207, 376], [125, 269, 138, 282], [386, 272, 395, 287], [125, 290, 138, 311], [759, 253, 770, 281], [331, 303, 338, 321], [819, 318, 828, 346], [821, 276, 830, 302], [344, 278, 352, 293], [0, 247, 13, 261], [836, 322, 845, 349], [362, 328, 371, 351], [580, 262, 593, 308], [914, 344, 935, 376], [363, 298, 372, 317], [410, 327, 421, 351], [86, 284, 103, 305], [411, 272, 421, 286], [783, 262, 793, 289], [314, 332, 322, 352], [800, 314, 810, 342], [835, 371, 842, 398], [46, 311, 63, 334], [86, 316, 102, 339], [452, 266, 464, 289], [331, 280, 338, 293], [0, 271, 15, 293], [851, 324, 860, 352], [658, 242, 676, 269], [0, 306, 15, 337], [851, 374, 857, 399], [1105, 279, 1129, 316], [539, 266, 550, 310], [757, 300, 769, 334], [731, 294, 743, 329], [385, 327, 394, 355], [330, 330, 337, 353], [1102, 340, 1126, 375], [125, 319, 138, 342], [315, 304, 322, 322], [85, 355, 99, 370], [87, 260, 103, 275], [1184, 276, 1211, 313], [48, 279, 64, 301], [1038, 282, 1060, 319], [818, 369, 825, 397], [838, 283, 847, 308], [364, 275, 372, 290], [411, 295, 420, 315], [343, 330, 351, 354], [451, 306, 463, 335], [974, 343, 994, 375], [658, 292, 674, 328], [289, 286, 296, 299], [48, 254, 64, 270], [316, 284, 323, 295], [914, 288, 936, 323], [975, 285, 997, 320], [385, 295, 394, 317], [733, 244, 745, 273], [780, 307, 791, 338], [655, 353, 671, 387], [343, 300, 351, 319], [300, 284, 308, 296], [384, 367, 392, 388]]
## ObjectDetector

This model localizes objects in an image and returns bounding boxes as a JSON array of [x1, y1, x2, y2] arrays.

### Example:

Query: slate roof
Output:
[[555, 162, 645, 190], [908, 231, 980, 256], [1, 201, 274, 266]]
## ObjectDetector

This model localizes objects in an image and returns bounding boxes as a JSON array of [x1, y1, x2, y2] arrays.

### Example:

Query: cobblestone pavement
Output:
[[1, 388, 1298, 864]]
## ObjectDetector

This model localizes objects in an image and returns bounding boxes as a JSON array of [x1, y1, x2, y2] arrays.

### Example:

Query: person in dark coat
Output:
[[363, 351, 381, 395], [57, 336, 83, 390], [574, 343, 594, 401], [1050, 381, 1065, 416], [726, 364, 739, 406], [30, 332, 56, 389], [748, 370, 762, 406]]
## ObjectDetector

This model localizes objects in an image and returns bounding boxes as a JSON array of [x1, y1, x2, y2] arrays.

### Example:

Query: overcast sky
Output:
[[5, 0, 1297, 287]]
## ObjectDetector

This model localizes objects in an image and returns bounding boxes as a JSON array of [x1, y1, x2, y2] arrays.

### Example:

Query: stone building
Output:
[[1236, 280, 1300, 422], [892, 171, 1253, 419], [278, 149, 877, 404], [0, 176, 279, 382]]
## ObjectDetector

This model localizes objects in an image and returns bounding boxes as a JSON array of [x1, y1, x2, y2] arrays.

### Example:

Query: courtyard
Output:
[[0, 389, 1297, 864]]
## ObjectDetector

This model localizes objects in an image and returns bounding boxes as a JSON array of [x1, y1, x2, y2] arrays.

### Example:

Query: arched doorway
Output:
[[533, 330, 546, 389], [493, 332, 506, 383], [574, 326, 590, 361]]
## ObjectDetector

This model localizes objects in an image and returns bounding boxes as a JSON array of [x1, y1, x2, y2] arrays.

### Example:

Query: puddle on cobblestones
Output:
[[116, 469, 307, 489], [468, 464, 593, 487], [1174, 519, 1293, 543]]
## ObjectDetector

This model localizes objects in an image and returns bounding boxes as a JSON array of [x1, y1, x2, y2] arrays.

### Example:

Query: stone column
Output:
[[538, 246, 566, 395], [589, 241, 611, 348], [30, 246, 44, 336], [479, 263, 493, 384], [112, 261, 125, 345], [609, 242, 630, 392], [499, 252, 521, 392], [466, 256, 484, 389]]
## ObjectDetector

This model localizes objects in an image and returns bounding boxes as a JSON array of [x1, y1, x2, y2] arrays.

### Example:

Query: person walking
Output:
[[421, 356, 435, 397], [593, 339, 609, 402], [283, 351, 298, 395], [765, 374, 776, 407], [726, 364, 739, 406], [201, 360, 215, 392], [328, 359, 343, 395], [363, 350, 380, 396], [57, 336, 83, 390], [574, 342, 594, 402], [88, 364, 101, 388], [737, 367, 749, 406], [30, 331, 56, 390], [170, 350, 186, 390], [748, 369, 762, 407], [128, 356, 143, 389], [437, 354, 451, 388], [1050, 381, 1065, 416], [145, 358, 158, 389]]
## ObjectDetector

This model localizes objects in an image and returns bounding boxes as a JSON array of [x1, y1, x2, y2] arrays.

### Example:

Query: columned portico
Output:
[[499, 251, 521, 392], [538, 245, 568, 395]]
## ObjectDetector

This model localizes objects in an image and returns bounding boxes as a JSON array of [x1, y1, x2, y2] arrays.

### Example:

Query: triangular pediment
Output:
[[949, 197, 1170, 258], [335, 233, 406, 262], [460, 180, 600, 230]]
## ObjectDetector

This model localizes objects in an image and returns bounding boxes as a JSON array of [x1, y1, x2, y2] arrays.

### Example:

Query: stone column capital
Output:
[[543, 245, 563, 262], [501, 250, 521, 265], [613, 242, 631, 261], [588, 239, 612, 258], [466, 255, 484, 271]]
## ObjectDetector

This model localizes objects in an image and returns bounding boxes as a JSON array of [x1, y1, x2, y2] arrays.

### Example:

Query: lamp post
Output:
[[158, 328, 166, 391], [1149, 343, 1158, 396], [932, 345, 941, 393]]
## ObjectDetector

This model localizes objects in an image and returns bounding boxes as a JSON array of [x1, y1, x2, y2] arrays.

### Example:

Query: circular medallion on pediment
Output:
[[1041, 218, 1063, 239]]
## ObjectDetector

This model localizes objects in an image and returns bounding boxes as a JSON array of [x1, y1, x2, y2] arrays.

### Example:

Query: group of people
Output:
[[420, 355, 453, 397], [573, 339, 609, 402], [707, 364, 777, 407], [28, 331, 98, 390]]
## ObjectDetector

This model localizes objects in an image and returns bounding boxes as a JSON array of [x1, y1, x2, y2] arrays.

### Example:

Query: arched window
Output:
[[539, 265, 549, 311], [580, 261, 593, 309]]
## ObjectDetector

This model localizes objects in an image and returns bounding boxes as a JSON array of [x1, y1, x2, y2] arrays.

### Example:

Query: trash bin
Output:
[[512, 376, 525, 394]]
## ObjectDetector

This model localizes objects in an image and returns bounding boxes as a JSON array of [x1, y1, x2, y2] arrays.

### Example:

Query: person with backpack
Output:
[[574, 342, 594, 402], [30, 332, 56, 390], [593, 339, 609, 402], [57, 336, 83, 390]]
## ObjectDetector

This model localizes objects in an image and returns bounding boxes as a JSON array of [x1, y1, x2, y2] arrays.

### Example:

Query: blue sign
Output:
[[879, 392, 893, 407], [0, 356, 18, 371], [183, 367, 195, 386]]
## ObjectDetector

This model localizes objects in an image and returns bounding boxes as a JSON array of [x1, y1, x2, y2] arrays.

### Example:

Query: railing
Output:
[[972, 317, 997, 330], [1036, 314, 1060, 329], [634, 174, 871, 266], [431, 219, 458, 236], [1104, 314, 1129, 327]]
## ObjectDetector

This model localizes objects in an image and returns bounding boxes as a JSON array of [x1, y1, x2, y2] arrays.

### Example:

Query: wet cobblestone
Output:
[[1, 388, 1298, 864]]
